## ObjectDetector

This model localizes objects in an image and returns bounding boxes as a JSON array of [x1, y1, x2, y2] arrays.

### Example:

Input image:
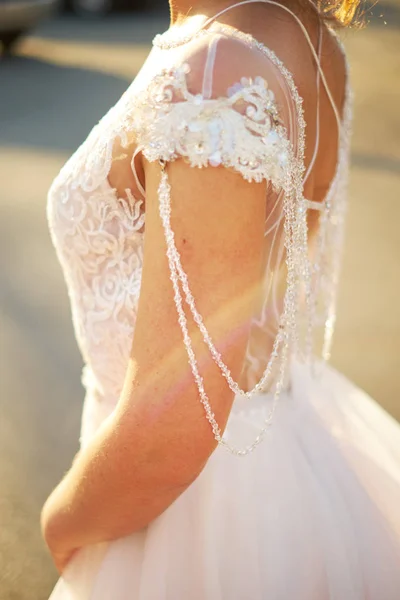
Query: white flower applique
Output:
[[133, 64, 293, 190]]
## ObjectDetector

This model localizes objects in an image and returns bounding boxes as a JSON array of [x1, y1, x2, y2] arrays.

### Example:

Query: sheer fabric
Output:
[[46, 3, 400, 598], [48, 29, 303, 446]]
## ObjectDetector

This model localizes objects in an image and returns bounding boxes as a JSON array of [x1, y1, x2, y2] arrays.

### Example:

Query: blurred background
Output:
[[0, 1, 399, 598]]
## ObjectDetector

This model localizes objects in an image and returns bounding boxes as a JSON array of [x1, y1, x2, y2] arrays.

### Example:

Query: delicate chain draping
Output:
[[47, 25, 352, 456]]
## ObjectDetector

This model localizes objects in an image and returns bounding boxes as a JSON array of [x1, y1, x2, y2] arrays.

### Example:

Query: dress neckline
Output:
[[153, 0, 339, 52]]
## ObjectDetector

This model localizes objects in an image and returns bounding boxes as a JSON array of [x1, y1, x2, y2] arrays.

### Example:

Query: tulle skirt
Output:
[[49, 360, 400, 599]]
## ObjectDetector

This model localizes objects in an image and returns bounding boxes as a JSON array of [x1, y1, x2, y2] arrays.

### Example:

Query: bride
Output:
[[43, 0, 400, 598]]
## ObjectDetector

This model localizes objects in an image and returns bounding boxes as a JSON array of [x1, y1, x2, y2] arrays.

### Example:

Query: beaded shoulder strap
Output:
[[145, 56, 306, 455], [158, 157, 293, 457], [144, 1, 350, 456], [198, 0, 343, 131]]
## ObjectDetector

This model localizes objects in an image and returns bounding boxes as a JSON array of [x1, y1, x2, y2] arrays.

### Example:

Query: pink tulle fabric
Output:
[[50, 360, 400, 600]]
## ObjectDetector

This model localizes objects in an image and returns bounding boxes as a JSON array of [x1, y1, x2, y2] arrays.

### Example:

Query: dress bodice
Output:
[[47, 16, 352, 452], [47, 47, 168, 402]]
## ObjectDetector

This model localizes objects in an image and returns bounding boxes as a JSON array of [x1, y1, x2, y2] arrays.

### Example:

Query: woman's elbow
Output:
[[135, 426, 218, 494]]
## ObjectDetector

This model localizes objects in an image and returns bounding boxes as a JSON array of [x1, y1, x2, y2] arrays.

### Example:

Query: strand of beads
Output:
[[161, 207, 285, 399], [152, 23, 312, 454], [160, 161, 296, 402], [158, 161, 294, 456], [322, 88, 352, 361], [155, 130, 299, 400]]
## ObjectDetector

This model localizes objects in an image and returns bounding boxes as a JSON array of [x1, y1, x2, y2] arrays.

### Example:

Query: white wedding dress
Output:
[[46, 2, 400, 598]]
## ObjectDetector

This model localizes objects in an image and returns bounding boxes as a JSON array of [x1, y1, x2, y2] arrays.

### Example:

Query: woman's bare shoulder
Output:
[[213, 1, 347, 103]]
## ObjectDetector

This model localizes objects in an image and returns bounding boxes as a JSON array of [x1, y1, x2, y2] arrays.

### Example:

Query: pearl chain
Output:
[[153, 30, 207, 50], [153, 28, 312, 455], [149, 23, 351, 455], [158, 164, 291, 455], [160, 202, 286, 398]]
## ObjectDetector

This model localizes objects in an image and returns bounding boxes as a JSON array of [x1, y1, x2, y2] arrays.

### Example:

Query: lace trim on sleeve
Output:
[[134, 64, 293, 190], [129, 62, 305, 456]]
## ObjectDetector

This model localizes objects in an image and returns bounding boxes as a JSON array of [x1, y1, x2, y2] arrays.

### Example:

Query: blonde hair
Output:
[[317, 0, 364, 27]]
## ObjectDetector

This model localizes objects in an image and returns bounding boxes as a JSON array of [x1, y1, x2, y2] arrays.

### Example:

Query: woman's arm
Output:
[[41, 157, 267, 567]]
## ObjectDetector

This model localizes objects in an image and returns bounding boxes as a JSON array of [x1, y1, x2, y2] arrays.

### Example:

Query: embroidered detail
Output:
[[47, 177, 145, 399], [134, 64, 292, 190], [46, 28, 353, 450]]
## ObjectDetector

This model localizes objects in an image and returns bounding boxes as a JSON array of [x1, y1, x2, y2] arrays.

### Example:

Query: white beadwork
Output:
[[47, 23, 352, 456], [158, 165, 289, 455], [147, 28, 351, 452], [147, 48, 312, 453], [134, 64, 291, 191]]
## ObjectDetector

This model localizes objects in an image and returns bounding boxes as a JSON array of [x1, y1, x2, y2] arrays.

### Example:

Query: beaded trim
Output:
[[135, 64, 292, 190], [158, 161, 291, 455], [149, 23, 351, 455], [148, 47, 310, 454]]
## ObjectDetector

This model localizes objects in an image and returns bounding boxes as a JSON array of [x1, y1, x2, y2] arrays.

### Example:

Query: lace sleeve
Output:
[[127, 35, 305, 456], [133, 36, 295, 191]]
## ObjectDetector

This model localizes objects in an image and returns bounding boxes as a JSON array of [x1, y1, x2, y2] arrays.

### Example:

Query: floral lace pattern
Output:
[[47, 27, 352, 449], [47, 176, 145, 401], [134, 64, 292, 189], [47, 51, 291, 404]]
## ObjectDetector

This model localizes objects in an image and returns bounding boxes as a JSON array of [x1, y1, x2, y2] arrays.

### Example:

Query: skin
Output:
[[42, 154, 267, 573], [41, 0, 346, 575]]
